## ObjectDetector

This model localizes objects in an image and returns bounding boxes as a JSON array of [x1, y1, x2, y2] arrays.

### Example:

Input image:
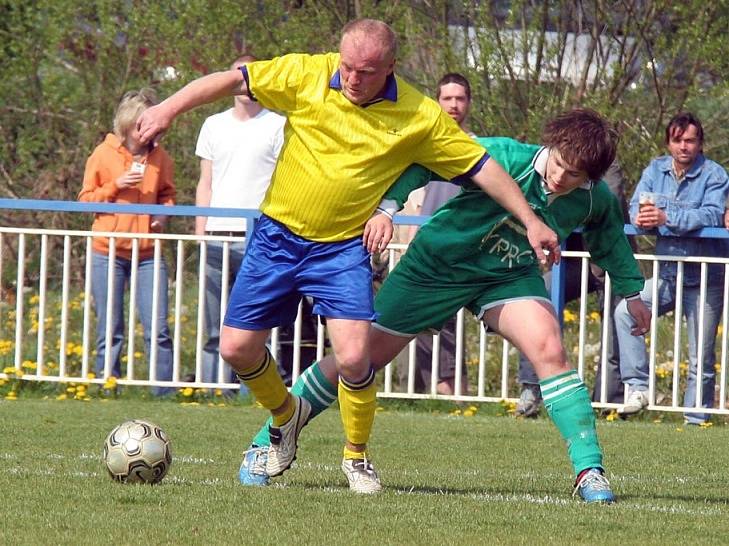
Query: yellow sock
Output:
[[236, 349, 288, 417], [343, 447, 367, 460], [338, 369, 376, 447]]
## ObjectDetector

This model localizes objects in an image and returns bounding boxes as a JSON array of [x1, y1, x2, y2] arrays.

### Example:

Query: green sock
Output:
[[250, 361, 338, 448], [540, 370, 603, 477]]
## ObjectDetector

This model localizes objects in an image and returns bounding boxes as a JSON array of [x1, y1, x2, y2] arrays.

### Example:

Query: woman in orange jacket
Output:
[[78, 89, 176, 395]]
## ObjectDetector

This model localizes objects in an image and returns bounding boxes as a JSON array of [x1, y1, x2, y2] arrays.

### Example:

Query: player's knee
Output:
[[336, 351, 370, 382], [530, 334, 569, 372], [219, 335, 260, 370]]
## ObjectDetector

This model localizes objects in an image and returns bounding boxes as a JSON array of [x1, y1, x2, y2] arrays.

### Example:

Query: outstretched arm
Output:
[[471, 157, 560, 265], [136, 69, 247, 144]]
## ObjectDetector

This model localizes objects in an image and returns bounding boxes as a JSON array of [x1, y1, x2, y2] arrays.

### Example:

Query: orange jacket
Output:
[[78, 133, 176, 260]]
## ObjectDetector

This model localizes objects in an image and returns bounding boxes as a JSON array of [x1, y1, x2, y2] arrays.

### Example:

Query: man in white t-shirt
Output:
[[195, 54, 285, 387]]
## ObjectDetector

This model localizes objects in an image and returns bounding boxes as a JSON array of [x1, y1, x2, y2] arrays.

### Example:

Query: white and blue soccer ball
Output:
[[103, 419, 172, 484]]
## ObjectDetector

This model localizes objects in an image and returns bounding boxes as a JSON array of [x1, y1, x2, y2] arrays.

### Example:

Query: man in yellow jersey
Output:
[[137, 18, 559, 493]]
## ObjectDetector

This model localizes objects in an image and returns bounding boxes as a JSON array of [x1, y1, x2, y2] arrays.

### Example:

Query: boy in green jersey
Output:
[[241, 108, 651, 502]]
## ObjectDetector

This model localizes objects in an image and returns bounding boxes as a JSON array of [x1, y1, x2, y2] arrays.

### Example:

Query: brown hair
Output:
[[436, 73, 471, 100], [665, 112, 704, 145], [542, 108, 618, 180]]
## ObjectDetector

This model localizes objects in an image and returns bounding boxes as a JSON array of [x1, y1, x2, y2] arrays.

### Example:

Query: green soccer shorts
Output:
[[374, 259, 551, 336]]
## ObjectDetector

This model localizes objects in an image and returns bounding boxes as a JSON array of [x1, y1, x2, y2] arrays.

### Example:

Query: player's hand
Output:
[[525, 219, 560, 266], [724, 209, 729, 229], [116, 171, 143, 190], [363, 211, 393, 253], [136, 104, 173, 146], [627, 298, 651, 336]]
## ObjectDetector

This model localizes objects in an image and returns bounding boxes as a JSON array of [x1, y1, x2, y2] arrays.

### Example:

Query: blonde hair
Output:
[[113, 88, 158, 139], [341, 18, 398, 61]]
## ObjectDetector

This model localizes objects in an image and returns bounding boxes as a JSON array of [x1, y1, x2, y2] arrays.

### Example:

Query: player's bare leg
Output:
[[220, 325, 311, 476], [482, 299, 615, 503], [326, 318, 383, 493]]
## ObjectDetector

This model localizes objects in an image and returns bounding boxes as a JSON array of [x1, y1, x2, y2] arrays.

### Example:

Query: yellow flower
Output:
[[589, 311, 601, 322], [87, 372, 96, 379], [22, 360, 37, 370], [5, 392, 17, 400], [563, 309, 578, 323], [56, 393, 67, 401], [29, 294, 40, 304], [182, 387, 194, 397], [463, 409, 475, 417]]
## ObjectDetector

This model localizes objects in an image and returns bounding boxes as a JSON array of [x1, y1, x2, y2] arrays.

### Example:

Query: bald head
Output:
[[337, 18, 397, 105], [340, 18, 398, 63]]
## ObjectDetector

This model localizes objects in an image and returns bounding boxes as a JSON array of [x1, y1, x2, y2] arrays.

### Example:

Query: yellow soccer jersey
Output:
[[245, 52, 486, 242]]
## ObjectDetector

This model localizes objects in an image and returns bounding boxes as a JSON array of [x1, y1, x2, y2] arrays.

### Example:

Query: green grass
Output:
[[2, 399, 729, 545]]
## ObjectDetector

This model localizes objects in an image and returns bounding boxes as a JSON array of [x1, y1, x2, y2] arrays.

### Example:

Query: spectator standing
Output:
[[614, 112, 729, 423], [195, 54, 285, 390], [78, 89, 175, 395], [411, 73, 476, 395]]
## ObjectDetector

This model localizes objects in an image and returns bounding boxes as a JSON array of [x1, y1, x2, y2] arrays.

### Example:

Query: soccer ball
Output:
[[103, 419, 172, 484]]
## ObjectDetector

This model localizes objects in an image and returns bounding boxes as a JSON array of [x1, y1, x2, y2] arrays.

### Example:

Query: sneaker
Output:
[[239, 446, 270, 486], [515, 385, 542, 418], [266, 395, 312, 477], [341, 457, 382, 494], [618, 389, 649, 415], [574, 468, 615, 504]]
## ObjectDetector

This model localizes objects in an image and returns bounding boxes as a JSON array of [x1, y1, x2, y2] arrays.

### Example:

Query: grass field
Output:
[[2, 399, 729, 545]]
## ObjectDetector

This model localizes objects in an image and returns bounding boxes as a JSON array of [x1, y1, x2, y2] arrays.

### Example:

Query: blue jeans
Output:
[[91, 252, 173, 395], [615, 276, 723, 423], [201, 241, 246, 391]]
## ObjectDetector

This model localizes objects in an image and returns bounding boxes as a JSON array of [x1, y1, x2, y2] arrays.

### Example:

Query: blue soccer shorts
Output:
[[223, 215, 376, 330]]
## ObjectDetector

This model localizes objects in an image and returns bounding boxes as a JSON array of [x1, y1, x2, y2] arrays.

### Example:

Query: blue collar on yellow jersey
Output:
[[328, 70, 398, 105]]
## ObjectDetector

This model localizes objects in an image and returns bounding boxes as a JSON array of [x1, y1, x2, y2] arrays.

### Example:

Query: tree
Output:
[[1, 0, 728, 283]]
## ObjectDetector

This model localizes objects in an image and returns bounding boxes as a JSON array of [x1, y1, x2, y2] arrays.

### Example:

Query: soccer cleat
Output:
[[266, 395, 312, 477], [515, 384, 542, 418], [617, 388, 649, 415], [573, 468, 616, 504], [239, 446, 270, 486], [341, 456, 382, 494]]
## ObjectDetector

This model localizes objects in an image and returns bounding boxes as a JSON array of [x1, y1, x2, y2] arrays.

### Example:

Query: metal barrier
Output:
[[1, 199, 729, 416]]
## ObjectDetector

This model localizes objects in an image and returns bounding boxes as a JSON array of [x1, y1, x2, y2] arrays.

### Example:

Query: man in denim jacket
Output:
[[615, 112, 729, 423]]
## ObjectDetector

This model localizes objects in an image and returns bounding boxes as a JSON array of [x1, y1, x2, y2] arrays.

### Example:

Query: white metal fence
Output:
[[2, 200, 729, 416]]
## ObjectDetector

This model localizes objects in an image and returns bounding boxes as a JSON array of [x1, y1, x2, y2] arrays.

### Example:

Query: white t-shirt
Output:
[[195, 108, 285, 231]]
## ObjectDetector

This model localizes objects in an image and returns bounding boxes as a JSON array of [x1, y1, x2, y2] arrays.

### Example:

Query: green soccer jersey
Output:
[[385, 136, 643, 297]]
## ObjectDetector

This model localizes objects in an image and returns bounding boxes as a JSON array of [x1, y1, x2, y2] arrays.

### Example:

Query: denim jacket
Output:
[[629, 154, 729, 285]]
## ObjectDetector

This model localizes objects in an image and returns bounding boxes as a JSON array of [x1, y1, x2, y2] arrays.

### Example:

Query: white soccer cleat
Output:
[[617, 389, 649, 415], [341, 456, 382, 494], [515, 385, 542, 418], [266, 395, 311, 477]]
